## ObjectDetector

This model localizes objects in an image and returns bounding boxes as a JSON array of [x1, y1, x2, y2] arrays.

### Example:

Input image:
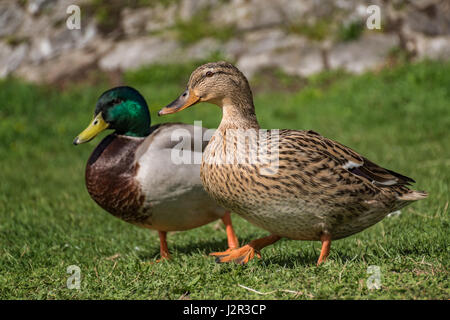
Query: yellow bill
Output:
[[73, 112, 109, 145]]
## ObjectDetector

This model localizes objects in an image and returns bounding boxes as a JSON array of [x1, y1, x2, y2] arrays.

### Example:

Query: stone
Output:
[[273, 44, 324, 77], [1, 0, 450, 84], [0, 42, 28, 78], [27, 0, 58, 15], [408, 0, 442, 10], [234, 31, 324, 78], [185, 38, 223, 61], [121, 8, 153, 36], [27, 22, 97, 63], [121, 5, 177, 36], [14, 12, 52, 39], [179, 0, 219, 21], [278, 0, 316, 23], [230, 29, 289, 76], [404, 0, 450, 36], [213, 0, 284, 31], [145, 4, 177, 33], [328, 33, 399, 73], [99, 36, 181, 71], [414, 35, 450, 60], [0, 2, 24, 37], [16, 48, 97, 83]]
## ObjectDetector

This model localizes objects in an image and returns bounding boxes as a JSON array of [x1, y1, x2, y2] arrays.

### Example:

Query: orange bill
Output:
[[158, 88, 200, 116]]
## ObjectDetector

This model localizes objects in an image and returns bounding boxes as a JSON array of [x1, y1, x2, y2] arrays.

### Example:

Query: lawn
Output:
[[0, 60, 448, 299]]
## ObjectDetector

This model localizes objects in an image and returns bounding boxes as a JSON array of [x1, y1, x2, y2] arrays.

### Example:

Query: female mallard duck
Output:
[[73, 86, 239, 261], [158, 61, 428, 265]]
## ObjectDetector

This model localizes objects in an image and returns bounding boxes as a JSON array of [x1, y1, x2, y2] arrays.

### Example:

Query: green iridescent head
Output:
[[74, 86, 151, 145]]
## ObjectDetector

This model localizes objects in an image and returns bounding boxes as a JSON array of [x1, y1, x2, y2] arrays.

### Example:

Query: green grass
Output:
[[0, 61, 449, 299]]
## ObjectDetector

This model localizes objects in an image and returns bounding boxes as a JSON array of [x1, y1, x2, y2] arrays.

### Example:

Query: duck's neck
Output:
[[219, 96, 260, 131]]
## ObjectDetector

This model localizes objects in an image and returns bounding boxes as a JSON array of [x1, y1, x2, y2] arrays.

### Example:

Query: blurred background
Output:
[[1, 0, 449, 85], [0, 0, 449, 299]]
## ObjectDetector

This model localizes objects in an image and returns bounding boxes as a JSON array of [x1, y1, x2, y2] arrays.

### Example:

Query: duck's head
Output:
[[158, 61, 254, 116], [73, 86, 151, 145]]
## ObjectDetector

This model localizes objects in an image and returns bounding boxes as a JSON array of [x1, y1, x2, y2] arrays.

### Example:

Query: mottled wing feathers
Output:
[[358, 157, 415, 186], [292, 130, 415, 187]]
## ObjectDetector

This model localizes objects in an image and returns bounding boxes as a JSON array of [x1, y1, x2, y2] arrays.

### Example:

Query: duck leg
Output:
[[317, 233, 331, 266], [210, 234, 281, 265], [156, 231, 171, 262], [221, 211, 239, 249]]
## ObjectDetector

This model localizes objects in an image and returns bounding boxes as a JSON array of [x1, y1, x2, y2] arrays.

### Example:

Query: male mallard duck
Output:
[[73, 86, 239, 261], [158, 61, 428, 265]]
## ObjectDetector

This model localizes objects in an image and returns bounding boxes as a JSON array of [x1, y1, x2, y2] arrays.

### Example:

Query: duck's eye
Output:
[[205, 71, 213, 77]]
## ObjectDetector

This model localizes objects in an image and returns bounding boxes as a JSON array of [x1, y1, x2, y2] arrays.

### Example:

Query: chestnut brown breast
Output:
[[85, 134, 149, 223]]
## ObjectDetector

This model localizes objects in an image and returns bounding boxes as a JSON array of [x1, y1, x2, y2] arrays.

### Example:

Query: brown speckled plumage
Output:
[[201, 128, 423, 241], [159, 61, 428, 264]]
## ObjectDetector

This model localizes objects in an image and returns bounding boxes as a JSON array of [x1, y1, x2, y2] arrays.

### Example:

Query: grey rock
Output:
[[99, 36, 180, 71], [226, 29, 287, 73], [2, 0, 450, 84], [214, 0, 284, 31], [15, 35, 113, 83], [274, 43, 324, 77], [16, 48, 97, 83], [278, 0, 316, 23], [235, 32, 324, 77], [14, 13, 50, 39], [415, 35, 450, 60], [145, 4, 178, 33], [122, 5, 177, 36], [242, 29, 287, 55], [179, 0, 219, 21], [404, 0, 450, 36], [0, 42, 28, 78], [328, 33, 398, 73], [408, 0, 442, 10], [0, 2, 24, 37], [28, 22, 97, 63], [223, 38, 246, 59], [185, 38, 223, 61], [27, 0, 57, 15], [121, 8, 153, 36]]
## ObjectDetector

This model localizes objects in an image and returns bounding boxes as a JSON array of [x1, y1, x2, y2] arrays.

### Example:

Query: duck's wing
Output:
[[296, 130, 415, 187], [133, 123, 225, 222], [142, 122, 214, 152], [134, 122, 208, 190]]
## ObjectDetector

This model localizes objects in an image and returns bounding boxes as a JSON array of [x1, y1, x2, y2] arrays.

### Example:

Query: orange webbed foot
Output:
[[210, 234, 281, 265], [209, 245, 261, 265]]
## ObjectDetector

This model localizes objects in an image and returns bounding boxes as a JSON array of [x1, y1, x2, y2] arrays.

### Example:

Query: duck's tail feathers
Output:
[[397, 190, 428, 201]]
